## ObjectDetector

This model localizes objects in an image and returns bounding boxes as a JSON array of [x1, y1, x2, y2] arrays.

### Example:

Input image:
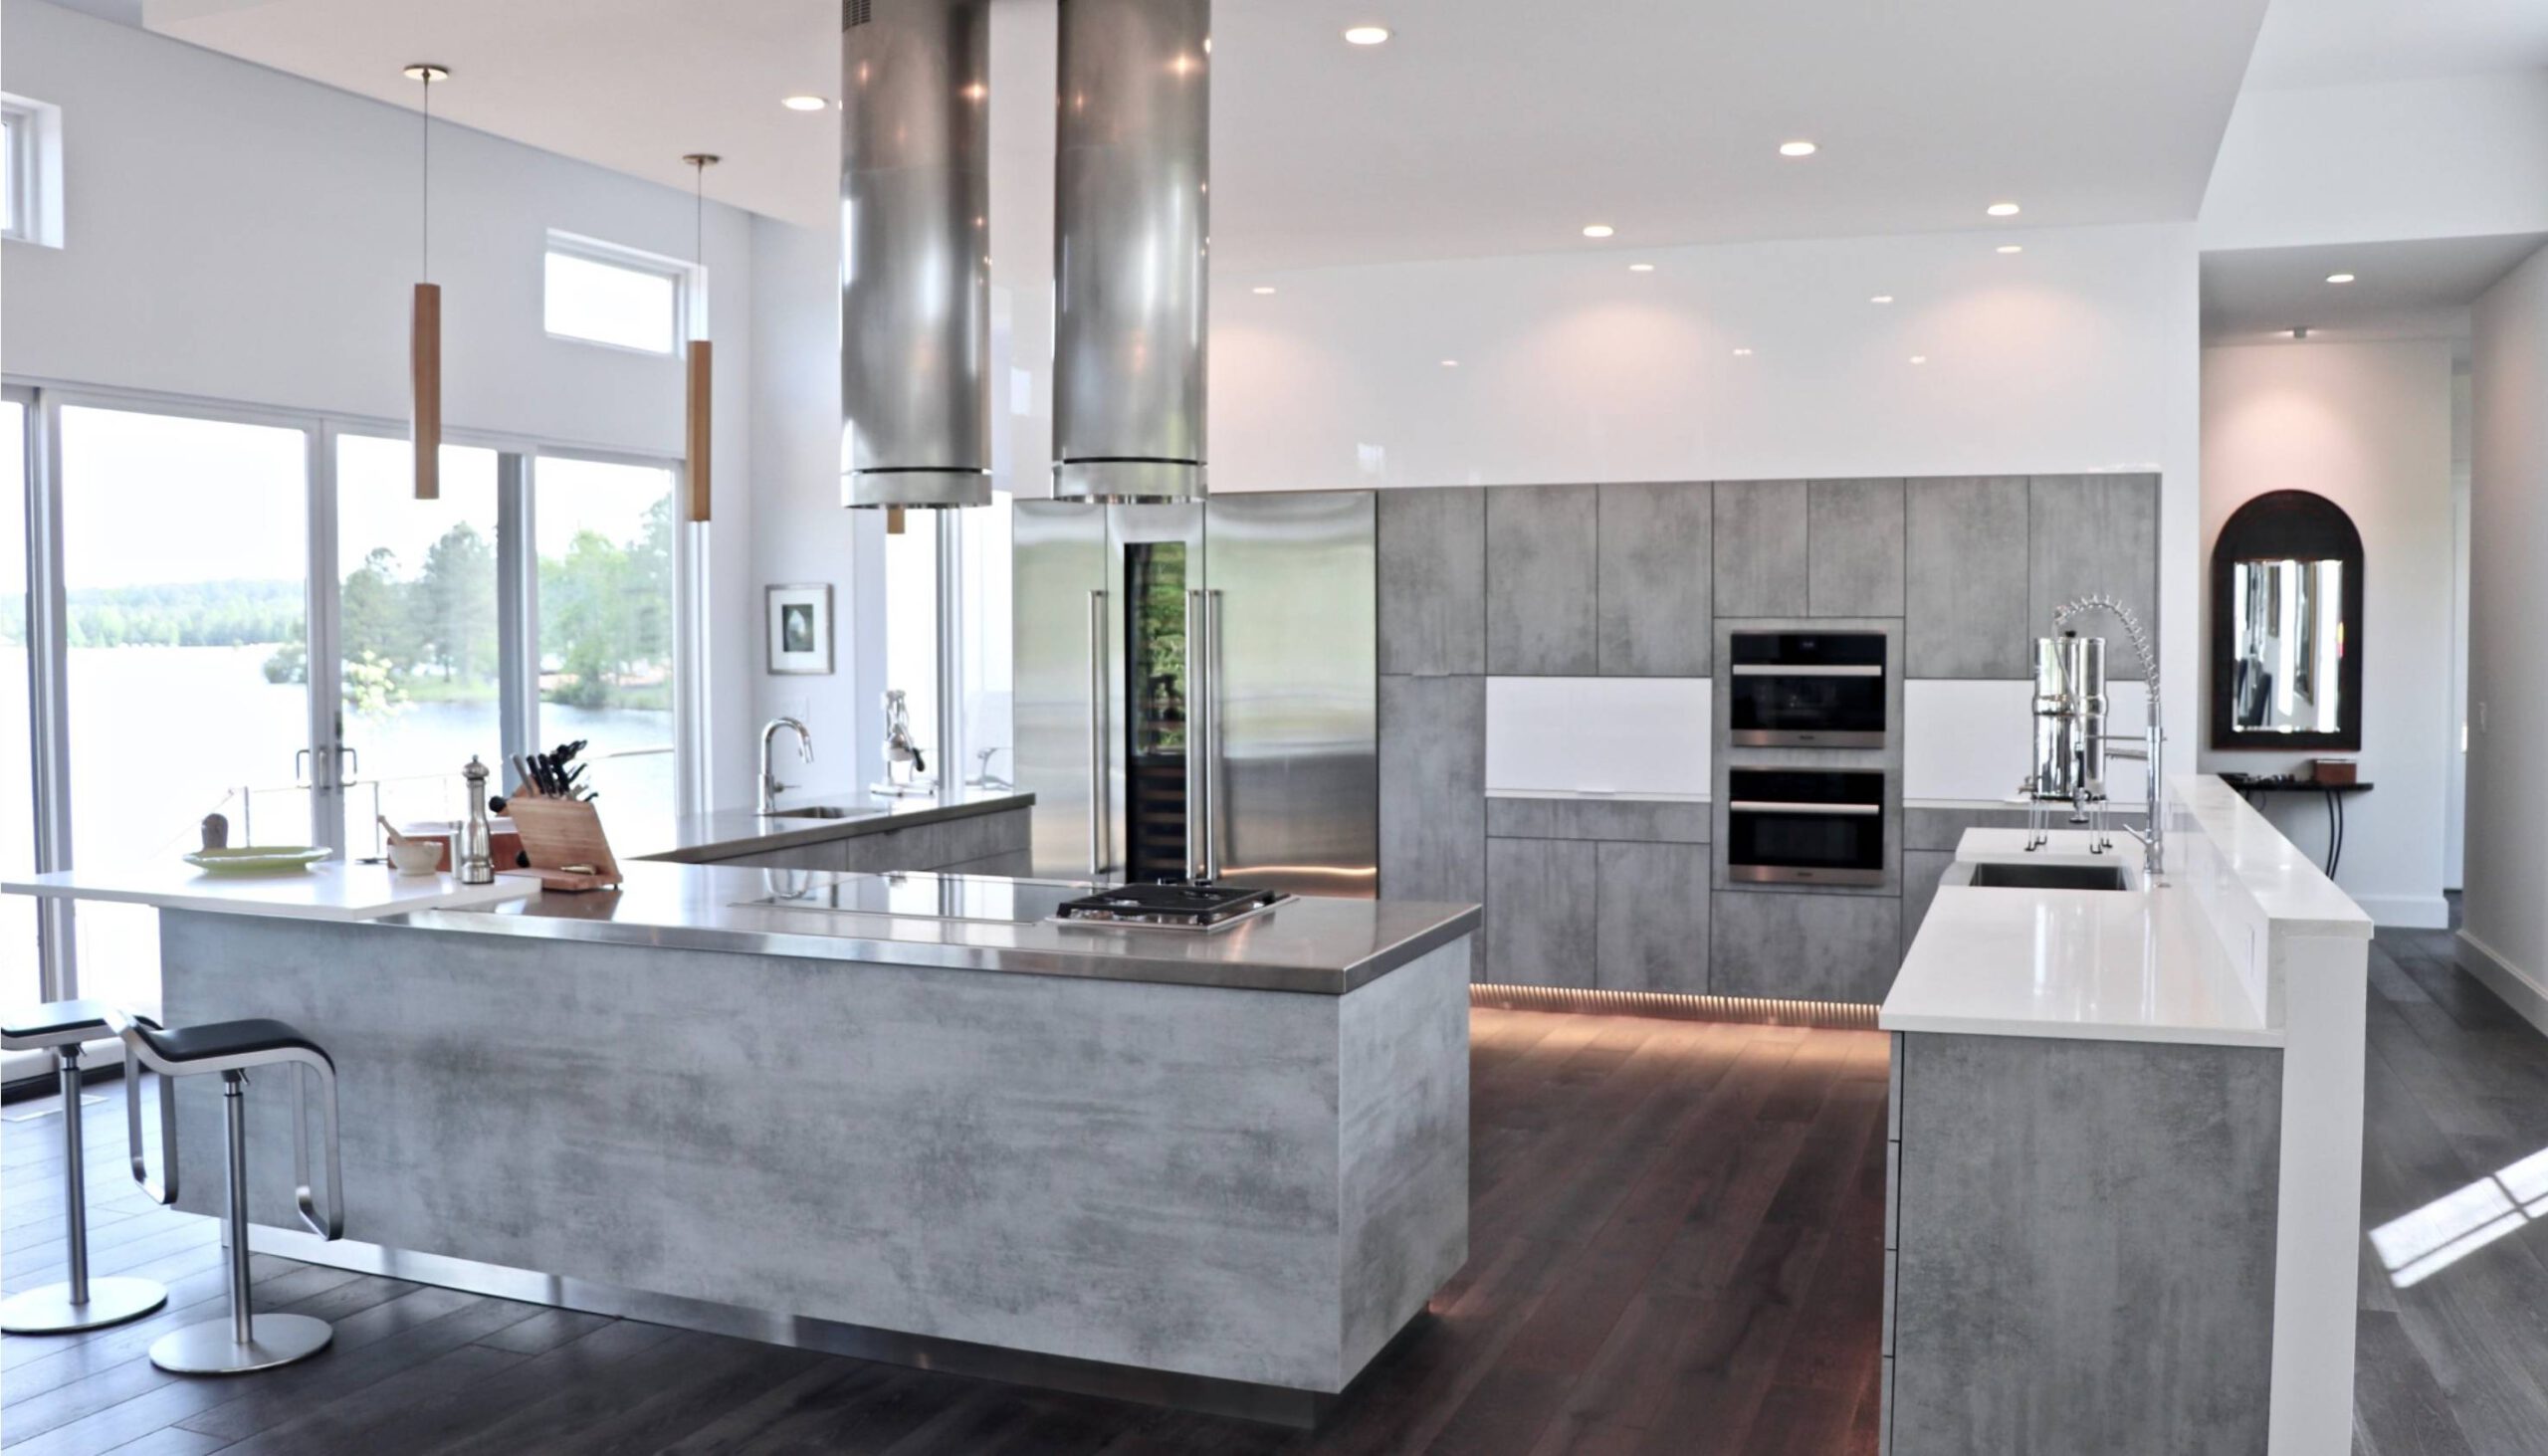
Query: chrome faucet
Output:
[[758, 718, 813, 816], [2050, 594, 2165, 885]]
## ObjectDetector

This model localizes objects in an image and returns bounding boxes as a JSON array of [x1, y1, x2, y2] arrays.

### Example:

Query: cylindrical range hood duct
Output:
[[1051, 0, 1210, 504], [841, 0, 992, 512]]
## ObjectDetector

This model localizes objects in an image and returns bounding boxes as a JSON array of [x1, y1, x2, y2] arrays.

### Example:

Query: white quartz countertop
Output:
[[5, 860, 540, 921], [1882, 871, 2279, 1047]]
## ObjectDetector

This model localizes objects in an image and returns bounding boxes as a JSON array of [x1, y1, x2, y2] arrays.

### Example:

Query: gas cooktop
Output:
[[1050, 882, 1291, 931]]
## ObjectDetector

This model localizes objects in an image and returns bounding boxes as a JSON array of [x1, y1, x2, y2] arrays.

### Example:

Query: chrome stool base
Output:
[[0, 1275, 168, 1335], [149, 1312, 332, 1374]]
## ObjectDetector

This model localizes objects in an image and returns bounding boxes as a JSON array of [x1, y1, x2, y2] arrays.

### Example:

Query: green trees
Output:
[[538, 496, 673, 710]]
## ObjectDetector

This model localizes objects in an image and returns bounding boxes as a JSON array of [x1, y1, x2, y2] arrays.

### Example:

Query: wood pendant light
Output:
[[681, 153, 720, 523], [404, 63, 449, 501], [412, 282, 442, 500]]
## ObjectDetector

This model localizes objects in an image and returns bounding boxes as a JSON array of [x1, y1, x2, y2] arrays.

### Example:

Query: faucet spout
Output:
[[759, 718, 814, 816]]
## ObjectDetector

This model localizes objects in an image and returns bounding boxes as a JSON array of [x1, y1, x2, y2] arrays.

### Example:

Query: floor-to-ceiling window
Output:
[[331, 433, 507, 846], [533, 453, 680, 852], [58, 403, 315, 1018], [2, 395, 36, 1019]]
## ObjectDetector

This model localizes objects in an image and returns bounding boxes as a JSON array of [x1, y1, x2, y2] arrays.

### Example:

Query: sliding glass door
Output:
[[58, 403, 315, 1017]]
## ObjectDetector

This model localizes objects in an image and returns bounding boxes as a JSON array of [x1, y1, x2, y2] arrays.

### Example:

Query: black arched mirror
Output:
[[2210, 490, 2364, 751]]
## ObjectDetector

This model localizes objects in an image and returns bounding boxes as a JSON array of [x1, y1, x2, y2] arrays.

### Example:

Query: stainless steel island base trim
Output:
[[241, 1224, 1376, 1428]]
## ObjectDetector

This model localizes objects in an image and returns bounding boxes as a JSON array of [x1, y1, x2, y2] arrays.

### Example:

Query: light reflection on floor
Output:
[[2370, 1145, 2548, 1288]]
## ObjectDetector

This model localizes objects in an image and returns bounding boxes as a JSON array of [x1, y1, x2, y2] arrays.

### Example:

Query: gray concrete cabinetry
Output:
[[2027, 473, 2161, 680], [1485, 484, 1598, 675], [1887, 1032, 2281, 1455], [1711, 890, 1901, 1003], [1905, 476, 2030, 678], [1595, 482, 1713, 676], [1807, 478, 1906, 618], [1712, 480, 1810, 617], [1486, 837, 1597, 987], [1378, 487, 1486, 676], [1900, 850, 1955, 957], [1380, 675, 1487, 906], [1485, 796, 1711, 844], [1594, 841, 1710, 992]]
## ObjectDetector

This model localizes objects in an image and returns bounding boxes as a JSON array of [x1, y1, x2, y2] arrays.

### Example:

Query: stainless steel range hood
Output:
[[841, 0, 992, 513], [1051, 0, 1210, 504]]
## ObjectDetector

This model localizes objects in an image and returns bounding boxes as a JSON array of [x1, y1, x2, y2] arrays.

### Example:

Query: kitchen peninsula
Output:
[[1880, 776, 2372, 1456], [7, 858, 1477, 1419]]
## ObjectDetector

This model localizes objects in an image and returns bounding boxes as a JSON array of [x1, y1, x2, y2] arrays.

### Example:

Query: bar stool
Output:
[[110, 1009, 344, 1374], [0, 1000, 169, 1334]]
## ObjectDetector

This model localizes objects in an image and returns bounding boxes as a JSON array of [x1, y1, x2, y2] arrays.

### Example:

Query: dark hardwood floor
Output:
[[3, 929, 2541, 1455]]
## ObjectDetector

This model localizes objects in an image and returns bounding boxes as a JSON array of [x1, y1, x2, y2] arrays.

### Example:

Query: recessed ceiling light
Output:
[[2325, 273, 2357, 285], [1627, 263, 1655, 273], [1908, 354, 1929, 364], [1439, 358, 1459, 367], [1997, 245, 2023, 255], [1251, 286, 1276, 295], [780, 95, 828, 111], [1582, 224, 1615, 239], [1870, 295, 1895, 305], [1732, 347, 1755, 356], [1779, 140, 1817, 157], [1344, 25, 1390, 45], [1986, 202, 2020, 217]]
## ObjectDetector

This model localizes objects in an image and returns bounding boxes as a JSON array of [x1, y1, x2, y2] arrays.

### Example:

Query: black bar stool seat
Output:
[[113, 1008, 343, 1375], [1, 999, 169, 1335]]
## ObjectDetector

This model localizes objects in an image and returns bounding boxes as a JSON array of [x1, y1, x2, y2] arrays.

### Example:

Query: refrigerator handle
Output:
[[1088, 588, 1109, 877], [1186, 586, 1207, 882], [1203, 587, 1223, 883]]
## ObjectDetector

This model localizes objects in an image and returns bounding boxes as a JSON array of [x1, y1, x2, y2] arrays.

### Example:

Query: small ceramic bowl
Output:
[[386, 839, 445, 877]]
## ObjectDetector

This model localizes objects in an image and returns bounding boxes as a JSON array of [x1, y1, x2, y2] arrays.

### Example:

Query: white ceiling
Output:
[[119, 0, 2279, 271], [2239, 0, 2548, 92], [2200, 233, 2548, 346]]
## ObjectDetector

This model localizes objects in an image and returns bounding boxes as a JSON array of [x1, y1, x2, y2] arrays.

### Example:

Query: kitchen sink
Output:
[[1964, 861, 2132, 892], [763, 805, 879, 821]]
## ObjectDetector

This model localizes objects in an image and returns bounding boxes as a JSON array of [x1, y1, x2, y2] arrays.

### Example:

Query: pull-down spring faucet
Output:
[[2047, 594, 2165, 884]]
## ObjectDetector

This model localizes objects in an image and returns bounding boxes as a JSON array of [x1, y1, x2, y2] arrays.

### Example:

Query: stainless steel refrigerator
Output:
[[1014, 493, 1378, 898]]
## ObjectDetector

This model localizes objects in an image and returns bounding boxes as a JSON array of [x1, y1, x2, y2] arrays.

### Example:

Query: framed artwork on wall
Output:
[[765, 584, 833, 675]]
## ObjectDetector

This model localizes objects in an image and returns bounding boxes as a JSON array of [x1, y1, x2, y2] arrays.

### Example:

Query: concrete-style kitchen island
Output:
[[1880, 776, 2374, 1456], [13, 861, 1477, 1421]]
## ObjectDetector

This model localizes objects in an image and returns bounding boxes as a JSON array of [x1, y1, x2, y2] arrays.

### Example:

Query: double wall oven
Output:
[[1721, 629, 1893, 887]]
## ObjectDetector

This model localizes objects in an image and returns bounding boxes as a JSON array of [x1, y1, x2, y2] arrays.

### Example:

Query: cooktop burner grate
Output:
[[1051, 882, 1290, 930]]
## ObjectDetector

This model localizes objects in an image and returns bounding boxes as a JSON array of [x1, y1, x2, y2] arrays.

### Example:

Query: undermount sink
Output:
[[1964, 861, 2133, 892], [762, 805, 878, 821]]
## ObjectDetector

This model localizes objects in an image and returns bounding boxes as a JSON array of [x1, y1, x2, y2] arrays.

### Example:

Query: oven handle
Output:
[[1727, 800, 1883, 816], [1728, 664, 1884, 678]]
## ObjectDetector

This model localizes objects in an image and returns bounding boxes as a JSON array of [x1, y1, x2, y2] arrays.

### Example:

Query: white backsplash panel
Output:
[[1904, 679, 2149, 803], [1485, 678, 1711, 796]]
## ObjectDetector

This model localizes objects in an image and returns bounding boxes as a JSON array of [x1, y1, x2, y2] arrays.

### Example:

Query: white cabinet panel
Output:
[[1485, 678, 1711, 796]]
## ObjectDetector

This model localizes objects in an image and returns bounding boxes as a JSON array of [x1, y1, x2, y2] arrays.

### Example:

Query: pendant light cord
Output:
[[419, 73, 432, 283]]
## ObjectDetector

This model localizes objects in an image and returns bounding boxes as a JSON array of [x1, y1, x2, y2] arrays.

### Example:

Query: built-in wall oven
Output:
[[1725, 769, 1887, 886], [1727, 631, 1888, 747]]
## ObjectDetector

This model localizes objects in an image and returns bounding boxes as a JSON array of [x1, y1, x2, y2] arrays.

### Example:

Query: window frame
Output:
[[540, 229, 705, 357], [1, 92, 67, 249]]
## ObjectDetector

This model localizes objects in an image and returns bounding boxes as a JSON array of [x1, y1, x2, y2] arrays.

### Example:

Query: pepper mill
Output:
[[457, 756, 496, 885]]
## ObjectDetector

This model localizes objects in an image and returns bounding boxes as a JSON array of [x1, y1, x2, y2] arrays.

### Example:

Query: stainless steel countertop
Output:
[[632, 788, 1036, 863], [392, 861, 1480, 995]]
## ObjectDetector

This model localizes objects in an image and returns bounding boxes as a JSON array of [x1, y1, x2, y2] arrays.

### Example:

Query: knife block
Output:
[[503, 791, 623, 892]]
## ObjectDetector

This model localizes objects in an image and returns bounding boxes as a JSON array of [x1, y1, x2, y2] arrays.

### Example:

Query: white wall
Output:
[[0, 0, 768, 811], [2462, 243, 2548, 1028], [2199, 339, 2457, 927], [2200, 71, 2548, 251], [1207, 221, 2206, 758]]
